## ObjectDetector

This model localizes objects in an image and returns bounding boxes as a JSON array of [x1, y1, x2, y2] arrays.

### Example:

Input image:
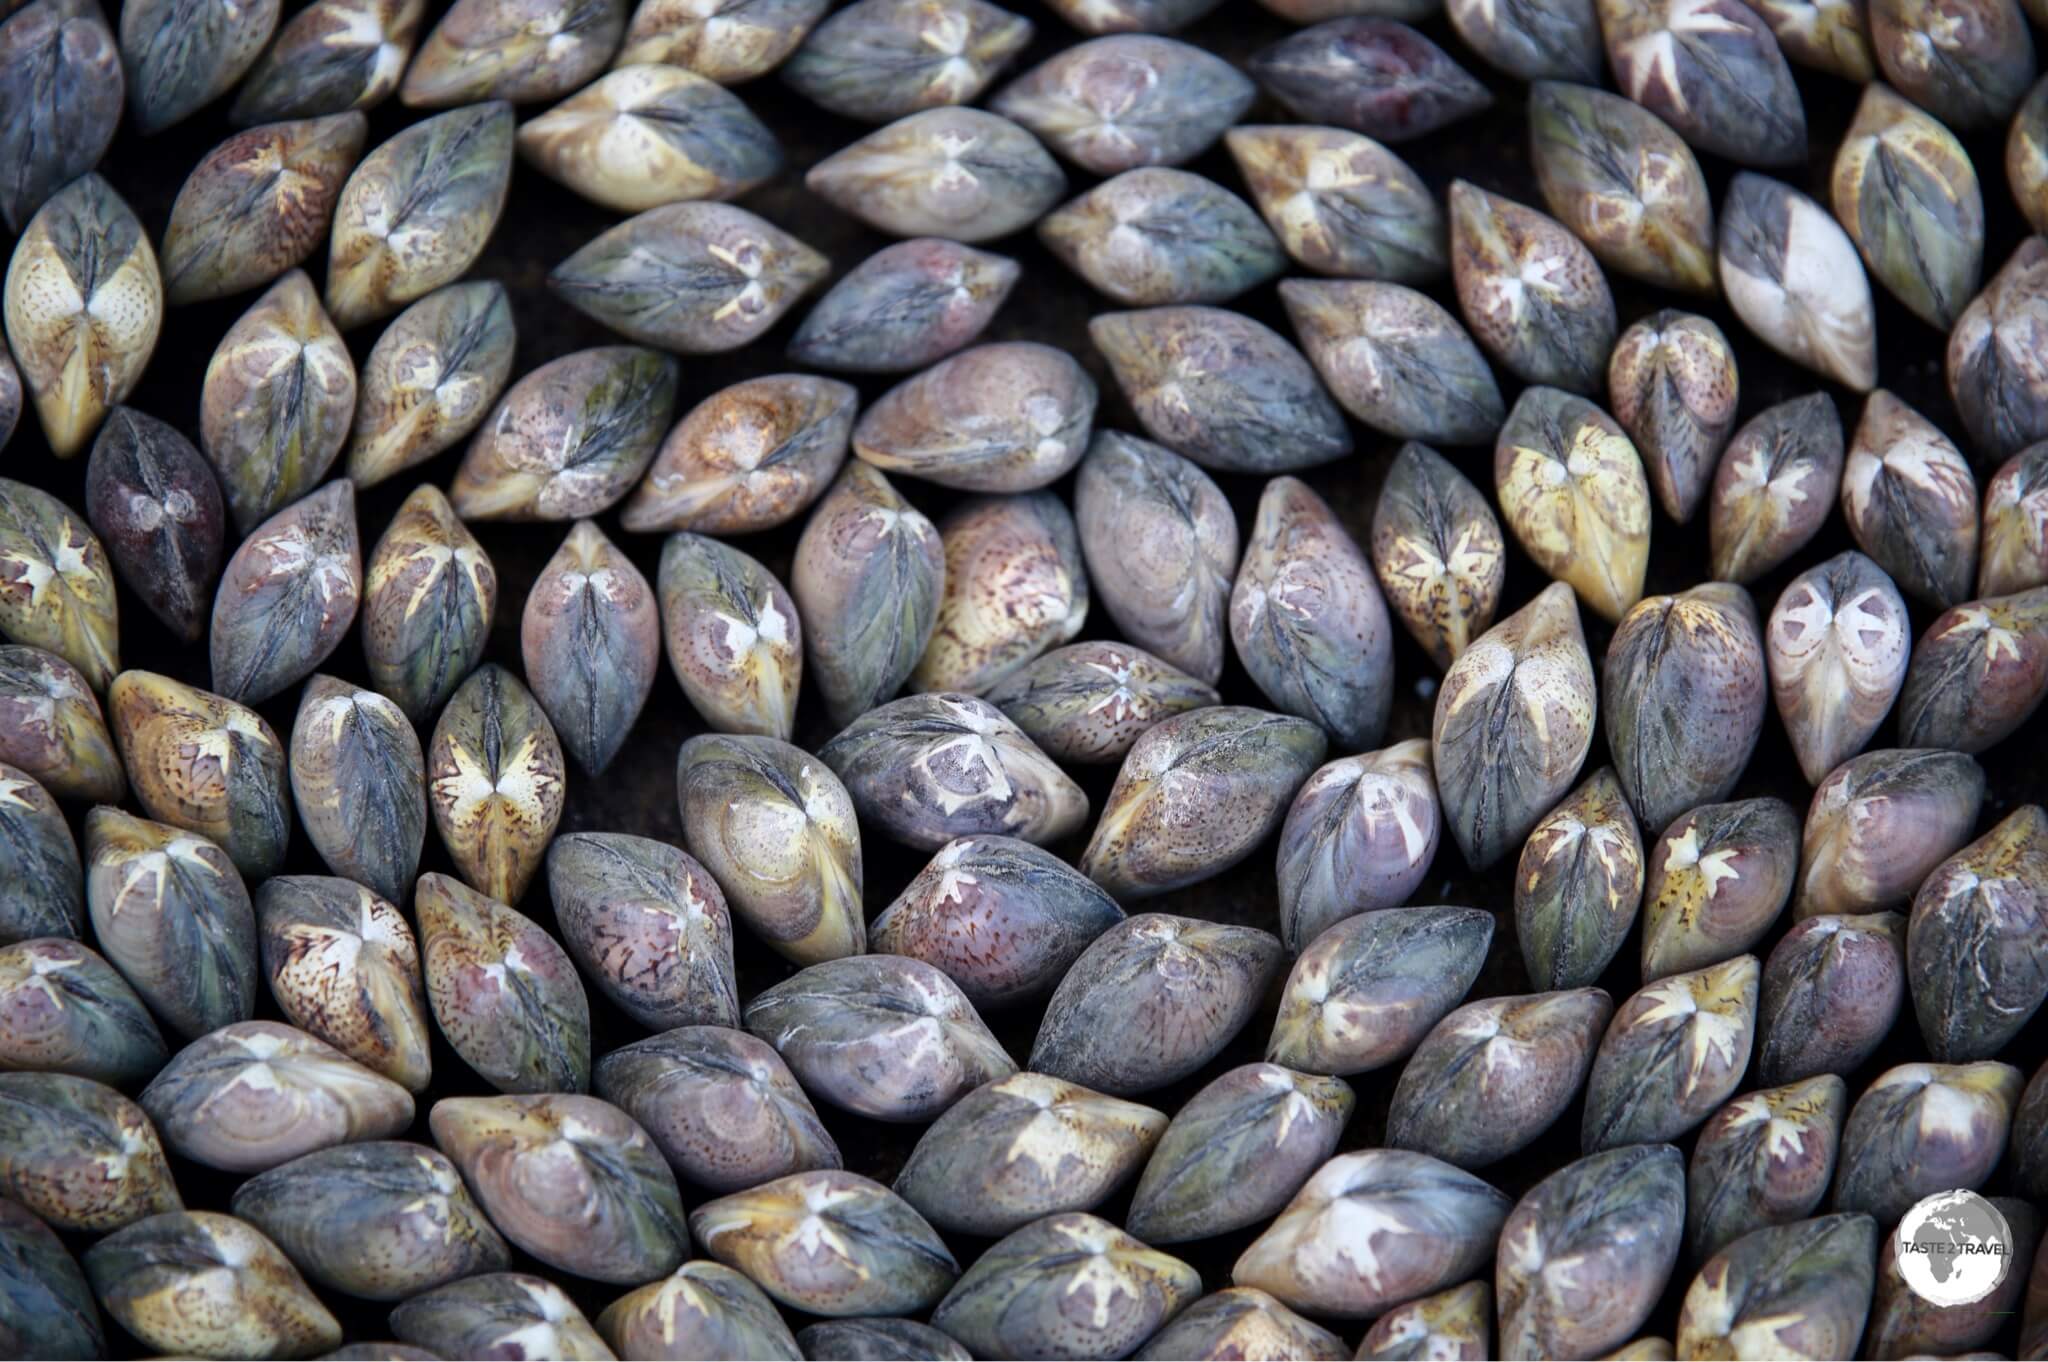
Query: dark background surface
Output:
[[9, 0, 2048, 1352]]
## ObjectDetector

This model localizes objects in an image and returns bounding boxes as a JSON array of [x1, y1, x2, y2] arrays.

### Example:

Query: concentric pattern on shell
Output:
[[1275, 740, 1439, 952], [1907, 805, 2048, 1060], [258, 874, 431, 1091], [1757, 911, 1905, 1086], [82, 1210, 338, 1359], [209, 480, 362, 705], [360, 484, 496, 724], [1284, 282, 1504, 449], [1795, 747, 1985, 919], [992, 35, 1253, 175], [623, 373, 854, 534], [984, 641, 1219, 766], [1640, 797, 1798, 981], [0, 936, 166, 1086], [523, 520, 658, 773], [806, 107, 1065, 242], [856, 342, 1096, 493], [1832, 1060, 2021, 1225], [426, 664, 565, 905], [659, 531, 802, 740], [1898, 586, 2048, 753]]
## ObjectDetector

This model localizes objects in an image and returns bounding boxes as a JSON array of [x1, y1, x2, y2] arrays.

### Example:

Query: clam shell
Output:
[[1843, 390, 1979, 609], [798, 1318, 971, 1361], [0, 1195, 102, 1359], [546, 831, 739, 1031], [1719, 173, 1877, 391], [1687, 1075, 1845, 1264], [0, 936, 166, 1086], [1284, 282, 1504, 448], [0, 0, 121, 234], [360, 484, 497, 723], [984, 641, 1219, 765], [787, 238, 1017, 374], [934, 1212, 1198, 1358], [1832, 1061, 2021, 1224], [2013, 1059, 2048, 1201], [289, 677, 426, 906], [990, 35, 1253, 176], [1867, 1195, 2037, 1358], [1275, 740, 1440, 952], [1870, 0, 2035, 129], [598, 1261, 803, 1361], [1226, 125, 1444, 282], [1270, 906, 1493, 1077], [1137, 1287, 1346, 1362], [658, 531, 801, 739], [1980, 442, 2048, 596], [1794, 748, 1985, 919], [257, 874, 430, 1091], [805, 107, 1065, 242], [1447, 0, 1600, 81], [1950, 236, 2048, 467], [426, 664, 565, 905], [1641, 798, 1799, 982], [1451, 182, 1616, 394], [523, 521, 658, 773], [621, 373, 854, 535], [1708, 392, 1845, 584], [1599, 0, 1805, 164], [209, 480, 362, 705], [615, 0, 828, 79], [1899, 586, 2048, 752], [855, 342, 1096, 492], [416, 871, 590, 1092], [1756, 911, 1905, 1086], [1041, 0, 1221, 31], [693, 1170, 957, 1316], [1354, 1281, 1491, 1361], [1675, 1213, 1876, 1360], [346, 281, 517, 489], [82, 409, 223, 645], [83, 1211, 337, 1359], [1041, 169, 1282, 306], [2011, 74, 2048, 235], [1743, 0, 1875, 80], [118, 0, 280, 132], [1608, 311, 1739, 524], [230, 0, 425, 122], [783, 0, 1031, 122], [1249, 18, 1489, 141], [1766, 550, 1909, 784], [1369, 443, 1505, 669], [1581, 955, 1759, 1152], [389, 1273, 613, 1360], [912, 492, 1089, 696], [0, 645, 122, 802], [401, 0, 625, 106], [1832, 83, 1982, 331], [0, 354, 17, 451], [1908, 805, 2048, 1060], [0, 1072, 180, 1230], [1514, 767, 1645, 991]]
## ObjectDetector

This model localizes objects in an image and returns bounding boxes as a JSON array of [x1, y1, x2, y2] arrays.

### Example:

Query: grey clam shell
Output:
[[119, 0, 280, 134], [209, 480, 362, 705], [781, 0, 1031, 122], [1249, 19, 1490, 142], [1451, 182, 1616, 395], [1757, 911, 1905, 1087], [1450, 0, 1601, 79], [83, 408, 223, 645], [230, 0, 424, 123], [1979, 442, 2048, 596], [856, 342, 1096, 493], [289, 676, 426, 907], [1709, 392, 1845, 584], [1640, 797, 1800, 982], [1226, 125, 1445, 283], [1675, 1212, 1877, 1360], [1039, 169, 1283, 306], [1908, 805, 2048, 1060], [991, 35, 1254, 176], [658, 531, 802, 741], [788, 238, 1018, 375], [1600, 0, 1806, 165], [615, 0, 829, 79], [1687, 1075, 1845, 1265], [806, 107, 1065, 243], [1514, 767, 1645, 991], [0, 936, 166, 1086], [1843, 389, 1980, 610], [390, 1272, 612, 1360], [1795, 747, 1985, 919], [400, 0, 625, 107], [983, 641, 1220, 765], [347, 282, 518, 490], [1275, 740, 1440, 953], [1282, 281, 1504, 448], [598, 1261, 804, 1362], [1831, 82, 1983, 332], [1831, 1060, 2021, 1225], [1870, 0, 2035, 130], [1134, 1287, 1348, 1361], [1746, 0, 1876, 80], [620, 373, 855, 536], [1580, 954, 1760, 1152], [798, 1317, 972, 1361], [0, 1072, 181, 1231], [1897, 586, 2048, 753], [0, 1195, 103, 1359], [1607, 311, 1739, 525], [1370, 443, 1506, 670], [0, 765, 83, 945], [360, 484, 497, 725], [82, 1210, 338, 1360], [523, 520, 659, 773], [0, 0, 122, 235], [1270, 906, 1494, 1078], [257, 874, 431, 1092]]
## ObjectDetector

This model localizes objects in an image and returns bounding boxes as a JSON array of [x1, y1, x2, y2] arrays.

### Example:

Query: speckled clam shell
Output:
[[1581, 955, 1760, 1152], [1870, 1196, 2037, 1358], [1388, 988, 1612, 1170], [798, 1317, 971, 1361], [616, 0, 828, 79], [390, 1273, 612, 1360], [1451, 182, 1616, 394], [162, 115, 366, 307], [805, 107, 1065, 242], [1275, 741, 1439, 952], [1900, 587, 2048, 751], [1981, 443, 2048, 596], [1766, 551, 1908, 785], [693, 1170, 957, 1316], [1688, 1075, 1845, 1265], [139, 1020, 413, 1173], [1226, 125, 1445, 282], [0, 0, 122, 235], [2, 175, 160, 460], [361, 484, 497, 723], [1434, 581, 1596, 874], [0, 1072, 180, 1230], [789, 239, 1018, 375], [1137, 1287, 1346, 1362], [675, 732, 864, 963], [401, 0, 624, 106], [82, 410, 221, 646], [1042, 0, 1221, 31], [232, 1140, 509, 1300], [1447, 0, 1600, 81], [554, 202, 827, 354], [289, 678, 425, 907], [622, 374, 853, 534], [1355, 1280, 1491, 1361], [1832, 84, 1982, 332], [523, 521, 658, 773], [1608, 311, 1739, 525], [599, 1260, 803, 1361], [258, 874, 430, 1091], [347, 282, 517, 489], [1600, 0, 1805, 164], [546, 831, 738, 1031], [745, 954, 1015, 1121], [1675, 1213, 1877, 1360], [1369, 447, 1504, 674], [1794, 748, 1985, 919], [1496, 1144, 1685, 1359], [1041, 169, 1283, 307], [0, 936, 166, 1085], [1833, 1061, 2021, 1224], [595, 1025, 840, 1193], [1951, 240, 2048, 472], [1233, 1149, 1510, 1319], [783, 0, 1031, 122], [858, 343, 1095, 494], [1744, 0, 1876, 80], [82, 807, 255, 1037], [895, 1072, 1165, 1235], [0, 646, 121, 803], [1284, 282, 1504, 449], [230, 0, 425, 122], [658, 532, 801, 739], [209, 480, 362, 706], [991, 35, 1252, 176], [873, 836, 1123, 1009], [0, 1195, 102, 1359], [415, 871, 589, 1092], [1270, 906, 1493, 1077], [430, 1092, 690, 1284], [1031, 913, 1282, 1095], [984, 641, 1218, 768], [119, 0, 280, 132], [1719, 173, 1877, 392], [1515, 767, 1645, 991], [1909, 805, 2048, 1059], [326, 102, 514, 330], [1604, 584, 1766, 831], [913, 492, 1087, 696], [1709, 392, 1845, 584], [1757, 911, 1904, 1086], [1250, 19, 1489, 142], [1843, 390, 1979, 609], [1641, 798, 1798, 982], [85, 1211, 336, 1359], [1872, 0, 2034, 130]]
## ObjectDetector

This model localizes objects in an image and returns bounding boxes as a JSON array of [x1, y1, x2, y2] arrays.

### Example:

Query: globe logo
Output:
[[1893, 1190, 2014, 1308]]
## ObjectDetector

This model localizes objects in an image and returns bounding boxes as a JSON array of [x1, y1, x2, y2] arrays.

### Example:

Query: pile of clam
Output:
[[4, 0, 2048, 1357]]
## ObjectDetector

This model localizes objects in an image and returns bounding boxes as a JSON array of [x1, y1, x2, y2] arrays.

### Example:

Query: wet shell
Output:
[[1603, 583, 1767, 831], [401, 0, 625, 106], [119, 0, 279, 132], [523, 521, 658, 773], [790, 462, 944, 729], [0, 0, 122, 235], [798, 1317, 971, 1361], [872, 836, 1123, 1009], [1981, 443, 2048, 596], [787, 238, 1018, 375], [1275, 741, 1439, 952], [1719, 173, 1877, 391], [106, 670, 290, 873], [1283, 282, 1504, 448], [230, 0, 425, 122], [1451, 182, 1616, 395], [594, 1025, 841, 1193], [1832, 1061, 2021, 1224], [1354, 1281, 1491, 1361], [1041, 0, 1221, 31], [1867, 1195, 2037, 1358], [1950, 238, 2048, 470], [139, 1021, 412, 1173], [390, 1273, 612, 1360], [430, 1092, 690, 1284], [1899, 587, 2048, 751], [675, 732, 864, 964], [1135, 1287, 1348, 1362], [161, 114, 367, 307], [913, 493, 1087, 696], [231, 1140, 509, 1300], [1447, 0, 1601, 81], [1608, 311, 1740, 525], [1040, 169, 1283, 307], [415, 871, 590, 1093], [1580, 955, 1760, 1152], [693, 1170, 957, 1316], [990, 35, 1253, 176], [894, 1072, 1165, 1235], [1743, 0, 1876, 80], [0, 1194, 103, 1359], [1708, 392, 1845, 584], [550, 202, 827, 353], [0, 355, 17, 453], [82, 807, 255, 1037], [1249, 19, 1489, 141], [288, 679, 424, 906], [1232, 1149, 1510, 1319], [0, 1072, 180, 1230], [615, 0, 828, 79], [1515, 767, 1646, 991], [783, 0, 1031, 122], [1386, 988, 1612, 1170], [0, 936, 166, 1086], [745, 954, 1015, 1121], [210, 480, 362, 706], [1909, 805, 2048, 1059], [1031, 913, 1282, 1095], [451, 346, 679, 520], [1270, 906, 1493, 1077], [0, 646, 122, 803], [658, 532, 801, 739], [1641, 798, 1799, 982], [2, 175, 160, 460], [1757, 911, 1905, 1086], [546, 831, 738, 1031], [1225, 125, 1445, 282], [1766, 550, 1909, 785], [1434, 581, 1597, 874], [984, 642, 1219, 766], [257, 874, 431, 1091], [1688, 1075, 1846, 1264], [1082, 706, 1325, 897], [1495, 1144, 1685, 1359], [84, 1211, 337, 1359], [326, 102, 514, 330], [598, 1261, 803, 1361], [1091, 305, 1351, 474], [1794, 748, 1985, 919], [360, 484, 497, 724], [2012, 74, 2048, 235], [1675, 1213, 1877, 1360], [1369, 446, 1505, 673], [81, 409, 222, 646], [346, 281, 517, 489], [857, 343, 1096, 493], [1842, 390, 1979, 610], [1073, 432, 1236, 684], [805, 107, 1066, 242], [1870, 0, 2035, 130], [622, 374, 854, 534], [1600, 0, 1806, 165], [1832, 84, 1982, 332]]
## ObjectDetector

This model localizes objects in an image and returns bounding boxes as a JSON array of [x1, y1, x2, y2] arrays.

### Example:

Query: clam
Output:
[[985, 642, 1218, 766], [934, 1213, 1198, 1358], [1270, 906, 1493, 1077], [118, 0, 280, 132], [1950, 236, 2048, 466], [1909, 805, 2048, 1060], [1794, 748, 1985, 918], [1447, 0, 1600, 81], [431, 1092, 690, 1284], [0, 646, 122, 803], [0, 0, 121, 234], [621, 374, 854, 535], [1515, 767, 1646, 991], [0, 1195, 102, 1359], [1249, 19, 1490, 142], [1370, 442, 1506, 667], [346, 282, 517, 489], [1041, 0, 1220, 30], [209, 480, 362, 705], [1708, 393, 1846, 584], [1282, 281, 1505, 448], [787, 238, 1018, 374], [1354, 1281, 1491, 1361], [805, 107, 1065, 242], [426, 664, 565, 905], [1598, 0, 1806, 165], [1743, 0, 1876, 80], [1275, 741, 1440, 952], [1607, 311, 1740, 525], [83, 1212, 337, 1359], [1899, 587, 2048, 751], [390, 1273, 612, 1360], [799, 1318, 971, 1361], [401, 0, 625, 105], [1641, 798, 1799, 982], [105, 671, 290, 876], [0, 355, 17, 452], [1225, 125, 1444, 282], [1831, 83, 1982, 331], [658, 532, 801, 739], [546, 831, 739, 1031], [1451, 183, 1616, 394], [257, 874, 431, 1091], [1719, 173, 1877, 391], [523, 521, 658, 773], [1040, 169, 1283, 307], [745, 954, 1015, 1121], [230, 0, 425, 121], [1869, 0, 2035, 129], [615, 0, 828, 79], [1135, 1288, 1348, 1362], [693, 1171, 957, 1315], [1581, 955, 1760, 1152], [1757, 911, 1905, 1086], [857, 343, 1096, 493], [1766, 551, 1910, 784], [1980, 443, 2048, 596], [1866, 1196, 2037, 1358], [1842, 390, 1979, 609], [0, 1072, 180, 1230], [1832, 1061, 2021, 1224], [231, 1140, 509, 1300], [82, 807, 255, 1037], [1032, 914, 1282, 1095], [0, 937, 166, 1086], [2011, 75, 2048, 235], [82, 409, 222, 645], [1675, 1213, 1877, 1360], [1688, 1075, 1846, 1265], [360, 484, 497, 724], [599, 1261, 803, 1361], [415, 871, 590, 1093], [783, 0, 1030, 121], [990, 35, 1254, 176], [289, 679, 424, 906]]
